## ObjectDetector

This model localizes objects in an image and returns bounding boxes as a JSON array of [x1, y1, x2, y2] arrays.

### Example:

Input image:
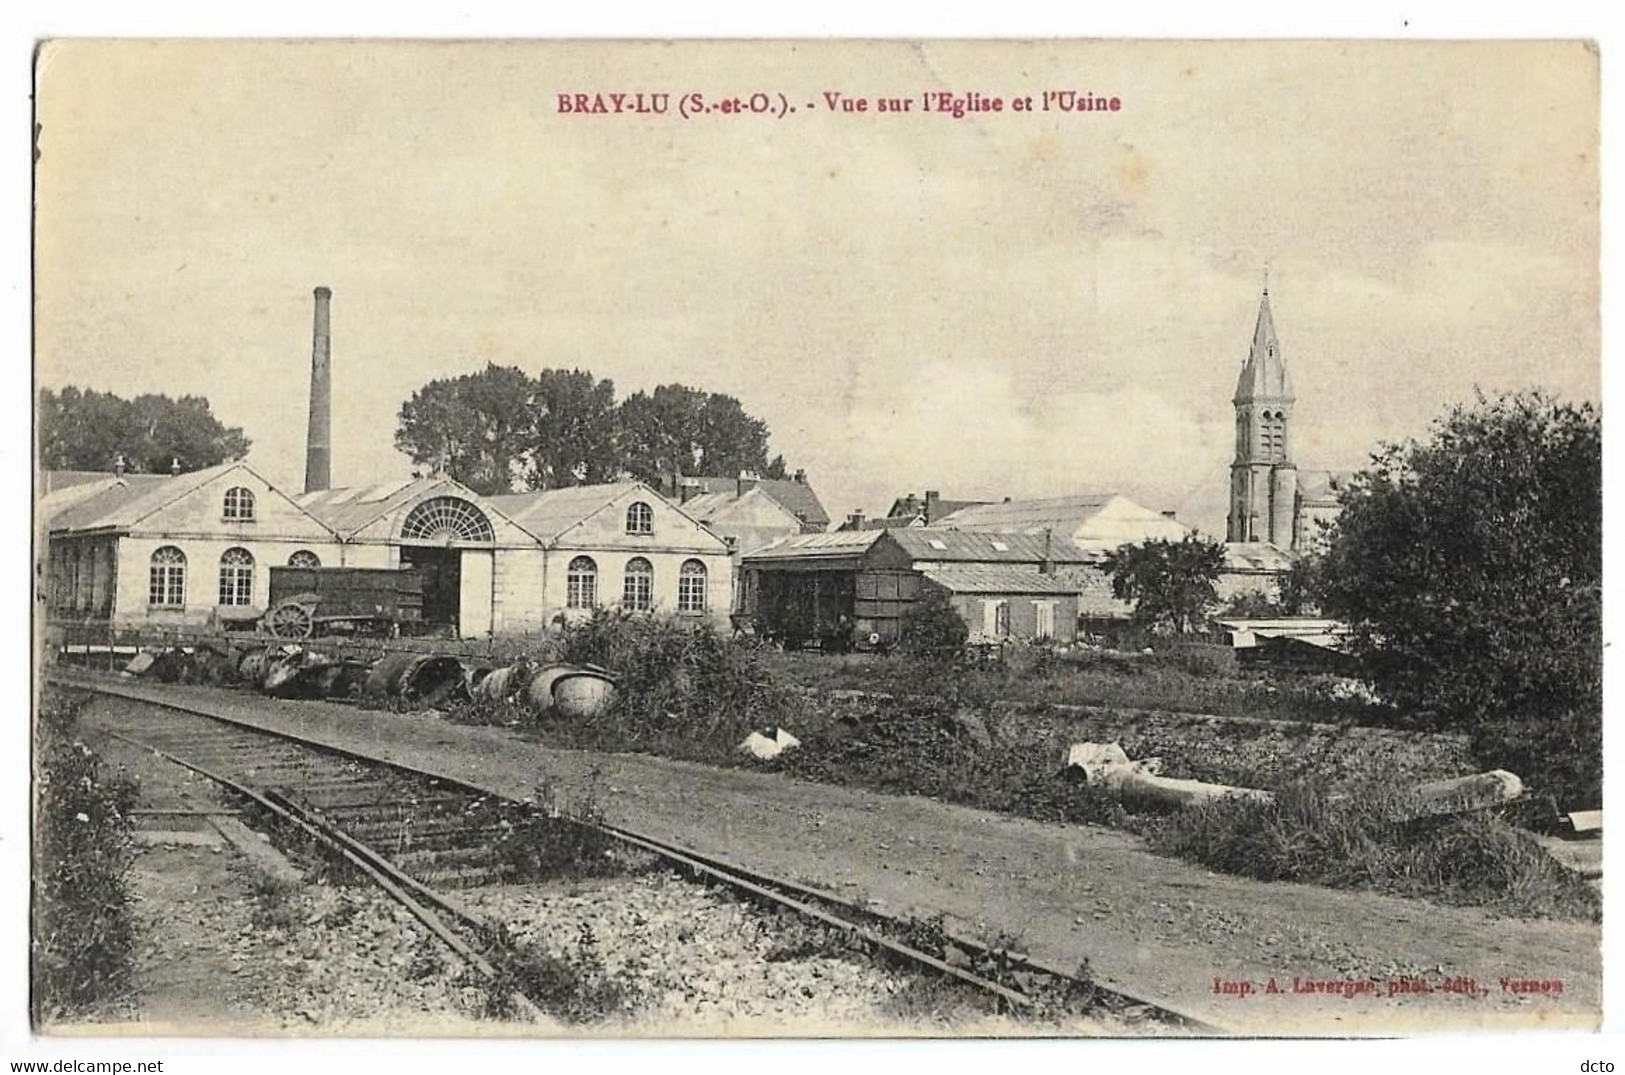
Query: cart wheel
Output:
[[267, 601, 315, 640]]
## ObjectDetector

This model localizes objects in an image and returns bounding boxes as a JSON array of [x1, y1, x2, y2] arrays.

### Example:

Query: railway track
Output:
[[50, 670, 1226, 1033]]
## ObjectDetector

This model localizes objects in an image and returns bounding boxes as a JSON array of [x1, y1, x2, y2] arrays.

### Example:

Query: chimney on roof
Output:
[[1003, 496, 1012, 503], [113, 453, 126, 478], [793, 468, 807, 484], [1040, 528, 1055, 575], [1161, 509, 1178, 520], [678, 477, 702, 504], [303, 286, 333, 494], [847, 509, 867, 530], [924, 490, 941, 523], [737, 470, 760, 497]]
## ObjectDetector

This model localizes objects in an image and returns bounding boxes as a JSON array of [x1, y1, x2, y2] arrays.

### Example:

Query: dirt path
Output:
[[72, 675, 1600, 1033]]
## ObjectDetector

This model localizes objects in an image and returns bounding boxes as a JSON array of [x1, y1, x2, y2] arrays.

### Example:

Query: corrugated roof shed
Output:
[[742, 530, 882, 563], [918, 564, 1081, 595]]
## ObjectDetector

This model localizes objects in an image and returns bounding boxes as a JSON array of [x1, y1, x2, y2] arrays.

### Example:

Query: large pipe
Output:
[[303, 286, 333, 494]]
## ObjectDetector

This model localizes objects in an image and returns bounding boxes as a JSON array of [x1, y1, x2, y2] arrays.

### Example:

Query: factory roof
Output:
[[887, 527, 1098, 564], [682, 475, 829, 529], [45, 463, 308, 534], [486, 481, 655, 543]]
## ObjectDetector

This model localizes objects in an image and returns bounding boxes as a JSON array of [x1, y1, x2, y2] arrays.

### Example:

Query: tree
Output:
[[526, 369, 621, 489], [39, 387, 250, 473], [1313, 390, 1600, 805], [616, 383, 782, 485], [395, 364, 537, 495], [1104, 535, 1227, 635]]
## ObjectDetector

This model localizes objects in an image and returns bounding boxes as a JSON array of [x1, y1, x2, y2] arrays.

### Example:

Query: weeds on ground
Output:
[[471, 920, 644, 1023], [31, 688, 140, 1024], [248, 873, 301, 931], [1147, 781, 1600, 921]]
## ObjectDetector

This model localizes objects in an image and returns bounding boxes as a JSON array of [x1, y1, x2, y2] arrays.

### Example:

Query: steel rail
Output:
[[56, 671, 1225, 1031]]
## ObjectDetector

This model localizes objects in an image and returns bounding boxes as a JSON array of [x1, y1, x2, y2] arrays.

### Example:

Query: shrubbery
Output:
[[32, 688, 140, 1023], [896, 590, 968, 659], [1147, 781, 1598, 921], [547, 608, 804, 759]]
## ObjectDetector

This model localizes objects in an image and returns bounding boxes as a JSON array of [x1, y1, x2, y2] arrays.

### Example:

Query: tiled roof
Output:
[[685, 475, 829, 529], [918, 564, 1081, 595], [933, 494, 1116, 533], [47, 464, 238, 533], [886, 528, 1098, 564], [296, 477, 443, 536], [1222, 541, 1296, 573], [485, 481, 647, 543]]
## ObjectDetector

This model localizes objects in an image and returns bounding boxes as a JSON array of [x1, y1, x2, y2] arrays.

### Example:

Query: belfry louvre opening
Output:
[[400, 496, 494, 544]]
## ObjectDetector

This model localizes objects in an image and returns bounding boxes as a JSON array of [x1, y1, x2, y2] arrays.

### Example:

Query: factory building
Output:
[[39, 287, 734, 638]]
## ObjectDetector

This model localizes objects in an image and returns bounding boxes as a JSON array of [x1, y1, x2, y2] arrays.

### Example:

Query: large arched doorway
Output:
[[397, 496, 495, 635]]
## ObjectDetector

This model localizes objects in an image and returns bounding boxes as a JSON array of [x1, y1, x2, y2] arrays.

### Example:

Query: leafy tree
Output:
[[1314, 390, 1600, 805], [1104, 535, 1227, 635], [39, 387, 250, 473], [616, 383, 783, 485], [526, 369, 620, 489], [395, 364, 537, 495]]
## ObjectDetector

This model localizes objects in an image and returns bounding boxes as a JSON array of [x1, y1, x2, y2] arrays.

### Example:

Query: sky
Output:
[[33, 39, 1599, 536]]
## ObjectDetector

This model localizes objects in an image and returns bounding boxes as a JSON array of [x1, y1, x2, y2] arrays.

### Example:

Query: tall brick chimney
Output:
[[303, 286, 333, 494]]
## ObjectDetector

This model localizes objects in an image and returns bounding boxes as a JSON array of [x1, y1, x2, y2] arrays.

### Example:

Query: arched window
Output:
[[149, 546, 186, 607], [622, 557, 653, 611], [625, 501, 654, 535], [400, 496, 494, 543], [567, 556, 598, 609], [287, 550, 322, 569], [678, 559, 707, 614], [223, 487, 256, 521], [218, 547, 255, 606]]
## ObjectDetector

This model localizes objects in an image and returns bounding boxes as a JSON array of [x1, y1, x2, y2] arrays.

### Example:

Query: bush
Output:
[[550, 608, 803, 758], [897, 590, 968, 659], [32, 689, 140, 1023], [1147, 781, 1598, 920]]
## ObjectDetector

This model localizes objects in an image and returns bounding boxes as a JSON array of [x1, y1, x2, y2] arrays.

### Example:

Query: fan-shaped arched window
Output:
[[218, 547, 255, 606], [149, 546, 186, 607], [400, 496, 494, 543], [223, 487, 256, 521], [287, 550, 322, 569], [625, 501, 654, 535], [678, 559, 707, 614], [567, 556, 598, 609], [622, 557, 653, 611]]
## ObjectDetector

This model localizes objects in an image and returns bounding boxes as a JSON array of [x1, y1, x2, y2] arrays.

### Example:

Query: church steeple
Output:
[[1227, 286, 1298, 547], [1232, 289, 1294, 405]]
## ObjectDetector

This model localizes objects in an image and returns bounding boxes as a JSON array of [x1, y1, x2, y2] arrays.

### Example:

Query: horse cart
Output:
[[263, 566, 425, 640]]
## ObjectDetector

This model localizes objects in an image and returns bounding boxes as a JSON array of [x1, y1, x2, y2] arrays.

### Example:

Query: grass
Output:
[[1147, 781, 1599, 921], [32, 687, 141, 1024]]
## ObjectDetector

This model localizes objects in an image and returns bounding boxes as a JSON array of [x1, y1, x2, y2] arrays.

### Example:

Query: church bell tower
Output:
[[1227, 288, 1297, 546]]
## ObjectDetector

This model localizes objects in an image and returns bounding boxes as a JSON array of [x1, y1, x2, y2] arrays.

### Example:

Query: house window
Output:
[[626, 501, 654, 535], [223, 486, 256, 521], [218, 547, 255, 606], [287, 550, 321, 568], [567, 556, 598, 609], [622, 557, 653, 611], [149, 546, 186, 607], [678, 559, 707, 614]]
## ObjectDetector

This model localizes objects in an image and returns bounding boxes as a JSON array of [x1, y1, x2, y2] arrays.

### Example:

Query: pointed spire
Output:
[[1233, 287, 1294, 404]]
